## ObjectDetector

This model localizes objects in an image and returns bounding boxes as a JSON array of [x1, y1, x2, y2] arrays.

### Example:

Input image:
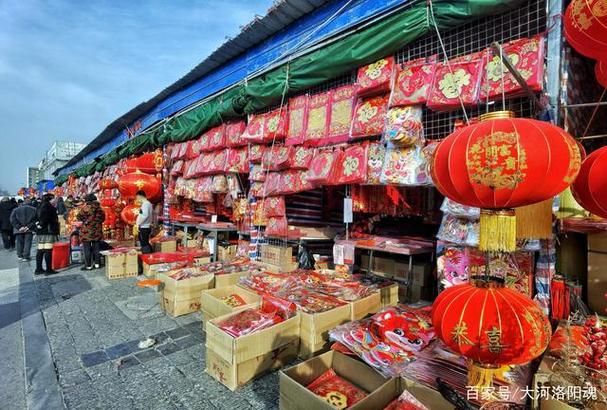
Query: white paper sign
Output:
[[343, 198, 353, 223], [211, 215, 218, 223]]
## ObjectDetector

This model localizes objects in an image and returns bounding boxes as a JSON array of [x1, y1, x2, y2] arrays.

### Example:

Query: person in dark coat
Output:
[[56, 197, 67, 218], [0, 197, 17, 250], [10, 199, 37, 261], [35, 194, 60, 275], [77, 194, 105, 270]]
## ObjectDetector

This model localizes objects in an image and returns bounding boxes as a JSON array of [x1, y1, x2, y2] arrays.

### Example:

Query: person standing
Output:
[[10, 198, 37, 261], [77, 194, 105, 270], [0, 197, 17, 250], [135, 190, 153, 254], [56, 197, 67, 218], [35, 194, 60, 275]]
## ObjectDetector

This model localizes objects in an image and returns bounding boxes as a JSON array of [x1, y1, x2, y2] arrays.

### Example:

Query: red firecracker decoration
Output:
[[564, 0, 607, 60], [431, 111, 581, 251], [117, 171, 162, 203], [432, 281, 551, 386], [571, 146, 607, 218]]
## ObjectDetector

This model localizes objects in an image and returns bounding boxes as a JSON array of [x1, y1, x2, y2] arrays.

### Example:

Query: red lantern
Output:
[[124, 150, 164, 174], [431, 111, 581, 251], [100, 197, 116, 207], [99, 178, 118, 190], [117, 171, 162, 202], [572, 146, 607, 218], [564, 0, 607, 60], [596, 60, 607, 88], [432, 282, 551, 386], [120, 203, 140, 226]]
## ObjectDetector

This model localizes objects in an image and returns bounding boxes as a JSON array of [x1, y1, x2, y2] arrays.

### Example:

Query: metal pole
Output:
[[562, 101, 607, 108]]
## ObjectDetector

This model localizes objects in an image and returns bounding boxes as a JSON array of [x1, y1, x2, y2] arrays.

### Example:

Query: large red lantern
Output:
[[564, 0, 607, 60], [99, 178, 118, 190], [120, 203, 140, 226], [124, 150, 163, 174], [117, 171, 162, 202], [571, 146, 607, 218], [596, 60, 607, 88], [432, 111, 581, 251], [432, 281, 551, 386]]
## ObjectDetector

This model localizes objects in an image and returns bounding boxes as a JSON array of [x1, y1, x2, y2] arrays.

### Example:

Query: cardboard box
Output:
[[205, 311, 301, 390], [261, 244, 293, 269], [158, 273, 215, 317], [207, 340, 299, 391], [380, 284, 399, 308], [298, 304, 351, 359], [358, 377, 453, 409], [279, 351, 387, 410], [214, 270, 251, 288], [217, 245, 237, 262], [200, 285, 260, 329], [348, 292, 381, 321], [154, 239, 177, 253], [104, 251, 139, 280], [371, 257, 395, 278], [588, 232, 607, 252], [194, 256, 211, 266]]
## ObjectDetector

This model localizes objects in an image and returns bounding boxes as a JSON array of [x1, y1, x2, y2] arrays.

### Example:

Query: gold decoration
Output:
[[364, 59, 388, 80], [439, 68, 471, 99], [356, 102, 378, 123], [485, 326, 504, 354], [342, 156, 359, 177], [452, 322, 474, 346], [486, 54, 520, 82], [324, 391, 348, 409]]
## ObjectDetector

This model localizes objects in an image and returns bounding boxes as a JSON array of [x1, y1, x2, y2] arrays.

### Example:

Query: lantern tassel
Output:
[[467, 363, 510, 389], [479, 209, 516, 252], [515, 200, 553, 239]]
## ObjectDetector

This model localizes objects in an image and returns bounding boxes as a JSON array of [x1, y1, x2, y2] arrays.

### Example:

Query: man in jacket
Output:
[[77, 194, 105, 270], [135, 190, 154, 254], [10, 199, 37, 261], [35, 193, 60, 275], [0, 197, 17, 250]]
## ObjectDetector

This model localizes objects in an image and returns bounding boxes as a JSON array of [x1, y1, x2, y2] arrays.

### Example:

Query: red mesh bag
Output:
[[304, 92, 330, 147], [262, 145, 292, 171], [327, 84, 357, 144], [263, 196, 286, 217], [427, 55, 485, 111], [207, 124, 226, 151], [225, 120, 247, 147], [248, 144, 266, 163], [289, 146, 314, 170], [356, 56, 395, 97], [265, 216, 288, 237], [351, 94, 389, 138], [225, 148, 249, 173], [286, 95, 309, 146], [306, 149, 341, 185], [390, 56, 437, 107], [334, 143, 369, 185]]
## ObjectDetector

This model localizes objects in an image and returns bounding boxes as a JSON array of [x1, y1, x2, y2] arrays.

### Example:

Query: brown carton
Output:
[[380, 284, 399, 308], [200, 285, 260, 330], [348, 292, 381, 321], [358, 377, 453, 409], [298, 304, 350, 359], [158, 273, 214, 317]]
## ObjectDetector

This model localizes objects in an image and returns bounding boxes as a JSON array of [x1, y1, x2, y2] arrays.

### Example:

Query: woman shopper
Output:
[[0, 197, 17, 250], [77, 194, 105, 270], [35, 193, 60, 275]]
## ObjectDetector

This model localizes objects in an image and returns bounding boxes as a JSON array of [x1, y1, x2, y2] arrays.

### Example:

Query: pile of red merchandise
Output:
[[217, 296, 296, 338], [306, 369, 368, 409]]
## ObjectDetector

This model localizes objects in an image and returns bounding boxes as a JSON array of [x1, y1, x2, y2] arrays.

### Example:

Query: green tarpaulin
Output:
[[58, 0, 524, 183]]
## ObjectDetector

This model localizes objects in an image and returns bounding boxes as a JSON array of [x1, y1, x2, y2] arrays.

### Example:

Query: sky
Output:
[[0, 0, 272, 193]]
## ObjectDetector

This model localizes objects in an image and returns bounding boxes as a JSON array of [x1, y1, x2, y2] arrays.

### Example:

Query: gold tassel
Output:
[[467, 362, 498, 388], [515, 199, 553, 240], [479, 209, 516, 252]]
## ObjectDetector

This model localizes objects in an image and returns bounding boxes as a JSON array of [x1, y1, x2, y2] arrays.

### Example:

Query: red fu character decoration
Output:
[[431, 111, 581, 252]]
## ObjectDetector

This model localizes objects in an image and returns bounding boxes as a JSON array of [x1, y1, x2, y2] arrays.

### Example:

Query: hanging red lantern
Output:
[[100, 197, 116, 208], [571, 146, 607, 218], [120, 203, 140, 226], [99, 178, 118, 190], [432, 281, 551, 386], [431, 111, 581, 251], [564, 0, 607, 60], [596, 60, 607, 88], [117, 171, 162, 202], [124, 149, 164, 174]]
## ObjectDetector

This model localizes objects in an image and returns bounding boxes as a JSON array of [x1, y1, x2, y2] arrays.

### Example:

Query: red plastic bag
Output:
[[384, 106, 424, 146], [289, 146, 314, 170], [390, 56, 437, 107], [262, 145, 292, 171], [262, 172, 282, 196], [265, 216, 288, 237], [176, 142, 189, 160], [427, 56, 485, 111], [334, 143, 368, 185], [304, 92, 330, 147], [182, 159, 197, 179], [327, 84, 357, 144], [263, 196, 286, 217], [351, 94, 389, 138], [193, 177, 214, 203], [197, 131, 212, 152], [225, 120, 247, 147], [286, 95, 309, 146], [356, 56, 395, 97], [206, 124, 226, 151], [225, 148, 249, 173], [248, 144, 266, 163], [306, 149, 340, 185], [306, 368, 368, 408]]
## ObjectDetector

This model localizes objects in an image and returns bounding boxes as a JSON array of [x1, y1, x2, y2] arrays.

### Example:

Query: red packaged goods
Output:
[[239, 271, 291, 293], [262, 145, 292, 171], [390, 57, 437, 107], [211, 175, 228, 193], [277, 287, 346, 313], [170, 160, 184, 176], [306, 149, 341, 185], [263, 196, 286, 217], [334, 143, 368, 185], [198, 132, 211, 153], [248, 144, 266, 163], [206, 150, 228, 175], [384, 391, 429, 410], [225, 148, 249, 173], [304, 92, 330, 146], [249, 164, 266, 182], [182, 159, 197, 179], [184, 139, 200, 160], [351, 94, 389, 138], [242, 113, 265, 143], [427, 57, 485, 111], [169, 143, 179, 160], [279, 170, 314, 195], [384, 106, 424, 146], [286, 95, 309, 146], [356, 56, 395, 97], [306, 369, 367, 408], [217, 308, 281, 338], [177, 142, 189, 160], [140, 252, 195, 265], [263, 172, 281, 196], [480, 35, 545, 100], [263, 108, 288, 142], [225, 120, 247, 147], [328, 84, 357, 144], [249, 182, 264, 198], [221, 294, 247, 308], [206, 124, 226, 151], [289, 145, 313, 170], [265, 216, 288, 237], [365, 142, 386, 185], [193, 178, 213, 203]]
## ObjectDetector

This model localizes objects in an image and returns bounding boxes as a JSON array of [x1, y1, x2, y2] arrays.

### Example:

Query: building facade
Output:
[[29, 141, 84, 187]]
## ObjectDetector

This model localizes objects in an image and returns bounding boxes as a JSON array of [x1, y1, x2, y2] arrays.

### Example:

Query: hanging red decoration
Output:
[[327, 84, 357, 144], [117, 171, 162, 203], [596, 60, 607, 88], [431, 111, 581, 251], [350, 94, 389, 138], [286, 95, 309, 146], [356, 56, 395, 97], [124, 150, 164, 174], [120, 203, 140, 226], [100, 197, 116, 207], [432, 281, 551, 386], [564, 0, 607, 60], [390, 56, 437, 107], [99, 178, 117, 190], [225, 120, 247, 147], [304, 92, 330, 146], [207, 124, 227, 151], [427, 56, 484, 111], [571, 146, 607, 218]]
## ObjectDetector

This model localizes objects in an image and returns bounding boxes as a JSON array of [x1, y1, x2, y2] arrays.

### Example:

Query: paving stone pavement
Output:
[[1, 247, 282, 409]]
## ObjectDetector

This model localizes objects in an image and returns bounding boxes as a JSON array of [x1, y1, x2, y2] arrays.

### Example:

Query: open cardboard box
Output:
[[279, 351, 387, 410], [379, 284, 399, 308], [298, 304, 351, 359], [347, 291, 381, 321], [206, 310, 301, 390], [158, 272, 215, 317], [214, 270, 251, 288], [360, 377, 453, 409], [200, 285, 261, 330]]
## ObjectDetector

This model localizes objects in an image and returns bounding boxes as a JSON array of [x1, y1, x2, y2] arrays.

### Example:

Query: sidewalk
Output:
[[0, 248, 280, 409]]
